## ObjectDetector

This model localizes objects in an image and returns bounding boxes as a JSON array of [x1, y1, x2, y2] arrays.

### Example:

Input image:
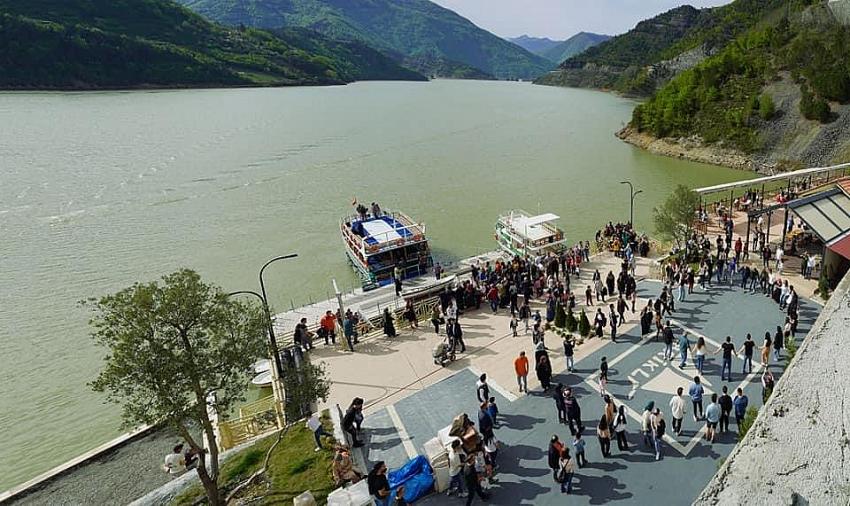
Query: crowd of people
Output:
[[595, 222, 651, 258], [286, 209, 810, 504]]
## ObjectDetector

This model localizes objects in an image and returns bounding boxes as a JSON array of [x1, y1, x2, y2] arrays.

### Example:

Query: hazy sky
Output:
[[430, 0, 733, 40]]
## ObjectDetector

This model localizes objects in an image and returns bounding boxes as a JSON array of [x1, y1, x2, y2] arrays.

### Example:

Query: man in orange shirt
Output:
[[514, 351, 529, 393], [320, 310, 337, 346]]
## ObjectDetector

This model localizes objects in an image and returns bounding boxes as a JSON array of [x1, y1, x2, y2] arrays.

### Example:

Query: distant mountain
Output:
[[541, 32, 611, 64], [176, 0, 554, 79], [508, 35, 562, 55], [511, 33, 610, 64], [0, 0, 424, 90]]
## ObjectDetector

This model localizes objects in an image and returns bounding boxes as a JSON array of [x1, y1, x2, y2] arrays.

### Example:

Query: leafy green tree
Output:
[[554, 302, 567, 328], [84, 269, 267, 506], [280, 361, 331, 422], [653, 184, 701, 247], [565, 308, 578, 333], [578, 310, 591, 337]]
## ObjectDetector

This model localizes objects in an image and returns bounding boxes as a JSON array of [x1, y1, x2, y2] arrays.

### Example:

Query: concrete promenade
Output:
[[308, 252, 820, 505]]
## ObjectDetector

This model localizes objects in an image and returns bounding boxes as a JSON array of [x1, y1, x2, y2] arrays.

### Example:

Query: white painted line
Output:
[[670, 319, 747, 360], [586, 331, 658, 383], [583, 375, 693, 455], [386, 404, 418, 459], [467, 366, 519, 402]]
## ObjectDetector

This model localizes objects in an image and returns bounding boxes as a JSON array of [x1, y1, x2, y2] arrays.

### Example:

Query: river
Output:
[[0, 80, 751, 491]]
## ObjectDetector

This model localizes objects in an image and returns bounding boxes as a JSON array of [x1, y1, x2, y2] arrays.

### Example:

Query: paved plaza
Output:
[[343, 277, 819, 505]]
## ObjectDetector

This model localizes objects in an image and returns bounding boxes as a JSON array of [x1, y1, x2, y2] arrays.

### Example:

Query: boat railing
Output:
[[341, 210, 427, 255]]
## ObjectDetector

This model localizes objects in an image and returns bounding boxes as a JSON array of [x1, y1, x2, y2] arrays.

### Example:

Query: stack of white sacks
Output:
[[422, 424, 459, 493], [325, 479, 372, 506]]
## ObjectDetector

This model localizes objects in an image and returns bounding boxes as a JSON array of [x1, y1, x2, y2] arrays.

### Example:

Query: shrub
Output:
[[800, 85, 831, 122], [817, 273, 831, 300], [578, 310, 591, 337], [566, 308, 578, 333], [738, 406, 760, 440], [784, 336, 798, 368], [554, 302, 567, 328], [758, 93, 775, 120]]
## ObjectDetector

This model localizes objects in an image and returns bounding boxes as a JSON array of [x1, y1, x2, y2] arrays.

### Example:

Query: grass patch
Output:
[[173, 411, 336, 505]]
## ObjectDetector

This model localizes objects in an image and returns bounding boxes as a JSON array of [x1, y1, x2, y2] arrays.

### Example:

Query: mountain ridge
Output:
[[0, 0, 425, 90], [176, 0, 554, 79], [510, 32, 610, 63]]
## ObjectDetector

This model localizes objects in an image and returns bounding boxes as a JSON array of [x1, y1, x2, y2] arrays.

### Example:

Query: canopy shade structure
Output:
[[789, 189, 850, 252], [507, 213, 561, 241], [695, 162, 850, 196]]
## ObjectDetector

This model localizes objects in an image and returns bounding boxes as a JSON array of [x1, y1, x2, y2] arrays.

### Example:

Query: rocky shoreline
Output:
[[616, 125, 770, 174]]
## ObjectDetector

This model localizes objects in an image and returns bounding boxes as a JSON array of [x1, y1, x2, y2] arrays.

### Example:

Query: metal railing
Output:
[[218, 395, 278, 451]]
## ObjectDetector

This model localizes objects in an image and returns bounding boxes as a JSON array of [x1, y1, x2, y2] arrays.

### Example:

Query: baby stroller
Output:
[[433, 337, 456, 366]]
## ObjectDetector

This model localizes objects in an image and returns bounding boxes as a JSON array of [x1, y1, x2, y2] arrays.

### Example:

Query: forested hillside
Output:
[[177, 0, 553, 79], [629, 1, 850, 155], [0, 0, 423, 89], [535, 0, 790, 95]]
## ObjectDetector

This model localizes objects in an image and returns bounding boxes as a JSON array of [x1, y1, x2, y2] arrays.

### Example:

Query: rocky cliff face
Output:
[[618, 72, 850, 174]]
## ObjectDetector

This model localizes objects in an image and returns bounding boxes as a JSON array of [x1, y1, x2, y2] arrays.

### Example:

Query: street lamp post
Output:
[[620, 181, 644, 226], [258, 254, 298, 376], [226, 289, 286, 428]]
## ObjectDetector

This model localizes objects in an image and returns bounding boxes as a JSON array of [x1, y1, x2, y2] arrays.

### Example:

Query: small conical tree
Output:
[[554, 302, 567, 328], [578, 309, 591, 337], [566, 308, 578, 333]]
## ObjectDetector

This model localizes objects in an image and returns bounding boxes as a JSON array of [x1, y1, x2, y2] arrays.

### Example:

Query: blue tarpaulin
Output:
[[387, 455, 434, 503]]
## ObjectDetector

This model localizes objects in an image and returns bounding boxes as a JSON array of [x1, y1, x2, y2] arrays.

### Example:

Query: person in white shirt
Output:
[[164, 444, 186, 475], [669, 387, 687, 436], [307, 413, 331, 451], [775, 246, 784, 270], [446, 439, 467, 497]]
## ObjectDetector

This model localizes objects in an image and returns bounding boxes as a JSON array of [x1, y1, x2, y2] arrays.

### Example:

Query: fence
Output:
[[218, 394, 279, 451]]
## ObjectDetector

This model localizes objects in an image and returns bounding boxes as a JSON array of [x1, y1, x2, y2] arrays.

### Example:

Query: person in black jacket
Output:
[[547, 435, 563, 481], [564, 388, 584, 436], [478, 402, 494, 440], [553, 384, 567, 424], [447, 318, 466, 353], [463, 453, 490, 505], [343, 398, 364, 447], [367, 461, 391, 506], [718, 385, 733, 433]]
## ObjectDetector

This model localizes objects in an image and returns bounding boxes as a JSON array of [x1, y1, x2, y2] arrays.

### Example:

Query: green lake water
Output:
[[0, 80, 752, 491]]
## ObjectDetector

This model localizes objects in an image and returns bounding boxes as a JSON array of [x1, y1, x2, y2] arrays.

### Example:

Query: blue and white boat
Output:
[[340, 207, 434, 290]]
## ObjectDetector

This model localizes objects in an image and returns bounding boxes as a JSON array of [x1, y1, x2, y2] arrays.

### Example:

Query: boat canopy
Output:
[[507, 212, 560, 240]]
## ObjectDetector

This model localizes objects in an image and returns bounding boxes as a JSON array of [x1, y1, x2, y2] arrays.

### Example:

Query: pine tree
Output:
[[554, 302, 567, 328], [578, 309, 591, 337], [566, 308, 578, 333]]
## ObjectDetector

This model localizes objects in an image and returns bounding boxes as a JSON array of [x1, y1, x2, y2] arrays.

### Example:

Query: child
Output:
[[487, 396, 499, 427], [509, 316, 518, 337], [572, 433, 587, 468], [483, 433, 499, 474]]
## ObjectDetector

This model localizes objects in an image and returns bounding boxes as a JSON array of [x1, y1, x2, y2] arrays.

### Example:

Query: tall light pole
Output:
[[620, 181, 644, 226], [227, 289, 285, 427], [258, 254, 298, 376]]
